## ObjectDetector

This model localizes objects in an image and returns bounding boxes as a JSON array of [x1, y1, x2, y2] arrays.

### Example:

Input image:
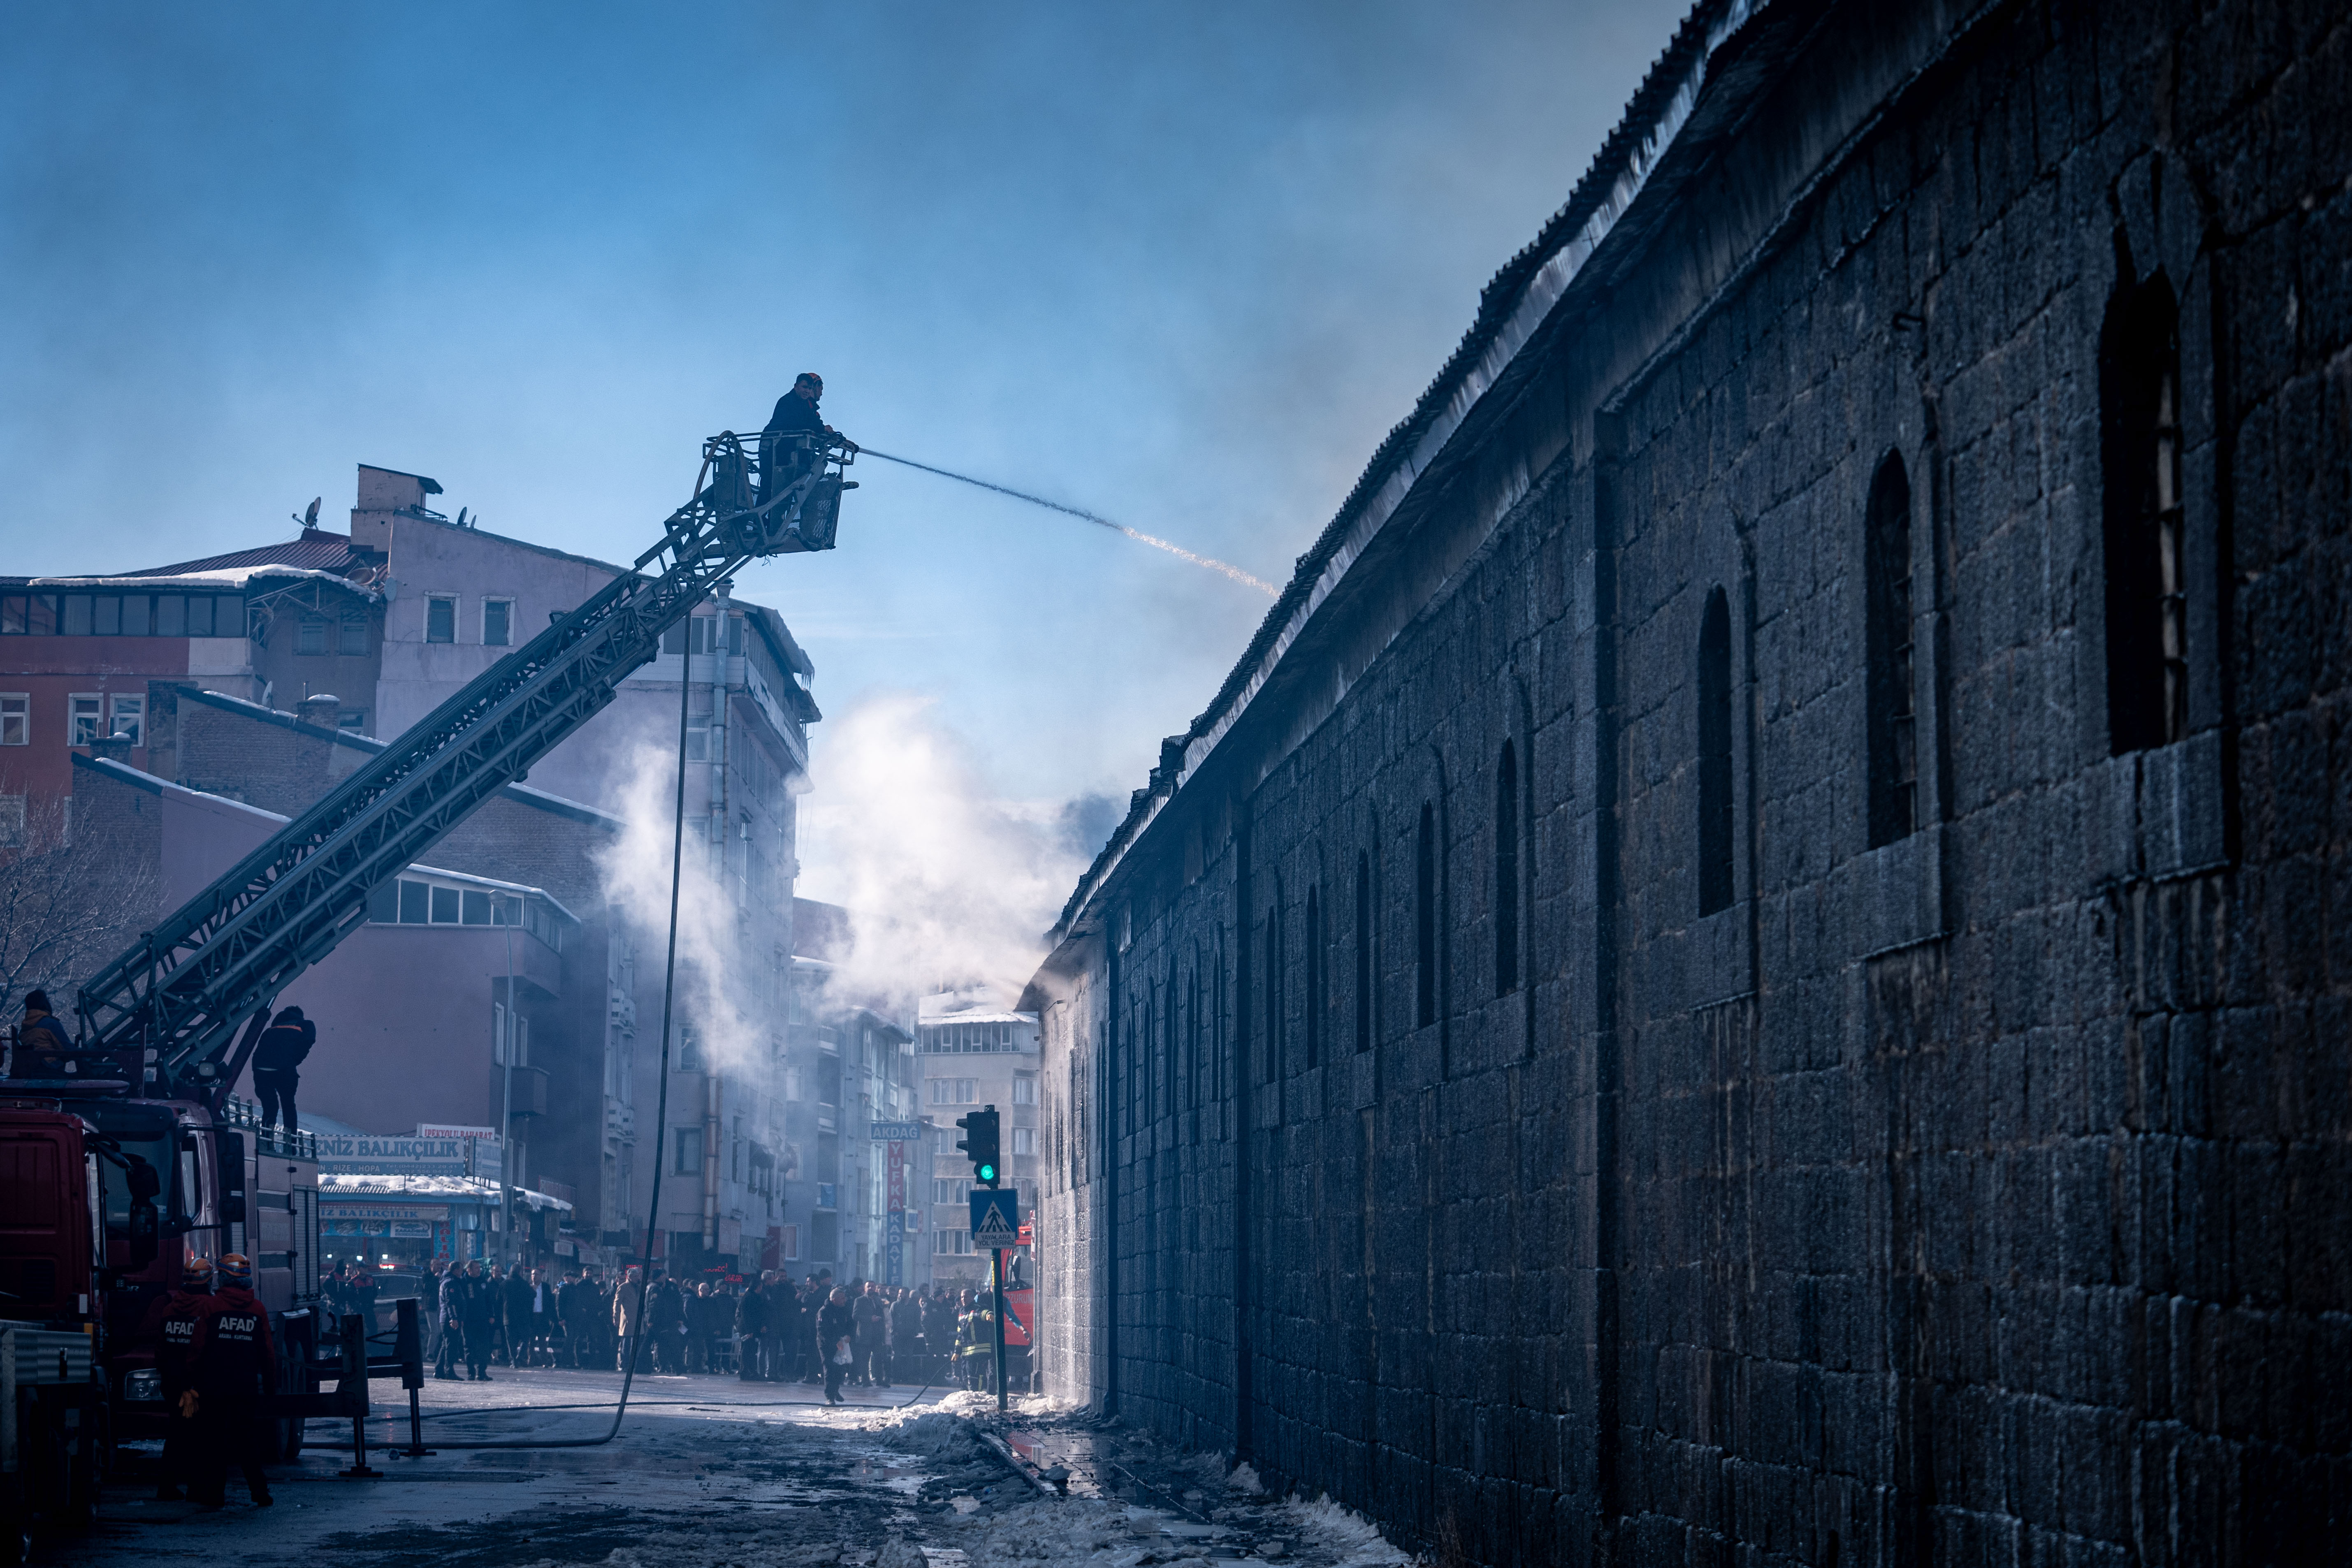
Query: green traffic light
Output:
[[979, 1164, 996, 1182]]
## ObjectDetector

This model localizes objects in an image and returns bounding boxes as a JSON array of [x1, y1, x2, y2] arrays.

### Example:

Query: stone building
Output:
[[1024, 2, 2351, 1563]]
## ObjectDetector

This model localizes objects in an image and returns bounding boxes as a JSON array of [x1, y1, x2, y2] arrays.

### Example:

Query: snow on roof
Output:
[[320, 1172, 572, 1212]]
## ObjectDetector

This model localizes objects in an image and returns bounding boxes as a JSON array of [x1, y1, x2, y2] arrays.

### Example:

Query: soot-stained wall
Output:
[[1026, 2, 2352, 1563]]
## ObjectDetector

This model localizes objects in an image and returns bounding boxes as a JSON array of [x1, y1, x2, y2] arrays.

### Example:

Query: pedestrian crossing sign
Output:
[[970, 1189, 1020, 1248]]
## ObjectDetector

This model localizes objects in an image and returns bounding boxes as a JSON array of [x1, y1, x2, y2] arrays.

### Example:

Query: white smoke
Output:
[[596, 739, 770, 1074], [797, 692, 1105, 1012]]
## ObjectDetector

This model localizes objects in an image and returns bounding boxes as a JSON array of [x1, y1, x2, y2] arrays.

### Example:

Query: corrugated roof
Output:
[[122, 530, 362, 578]]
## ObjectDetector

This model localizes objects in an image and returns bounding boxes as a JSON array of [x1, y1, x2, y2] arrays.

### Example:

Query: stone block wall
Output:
[[1030, 1, 2352, 1563]]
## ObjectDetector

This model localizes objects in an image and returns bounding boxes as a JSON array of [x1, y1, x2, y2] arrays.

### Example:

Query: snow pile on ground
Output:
[[1225, 1460, 1265, 1494], [1282, 1494, 1412, 1568], [942, 1495, 1214, 1568], [884, 1408, 995, 1466]]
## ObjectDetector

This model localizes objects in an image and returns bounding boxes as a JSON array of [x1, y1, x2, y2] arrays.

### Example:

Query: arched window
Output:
[[1865, 454, 1917, 847], [1165, 958, 1179, 1122], [1496, 740, 1520, 994], [1698, 587, 1735, 916], [1353, 851, 1373, 1053], [1264, 900, 1284, 1083], [1213, 929, 1226, 1108], [1416, 803, 1438, 1027], [1304, 885, 1323, 1069], [1188, 952, 1203, 1110], [2101, 273, 2187, 754]]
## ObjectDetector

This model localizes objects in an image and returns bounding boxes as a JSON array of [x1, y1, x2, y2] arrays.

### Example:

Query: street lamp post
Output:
[[500, 893, 517, 1268]]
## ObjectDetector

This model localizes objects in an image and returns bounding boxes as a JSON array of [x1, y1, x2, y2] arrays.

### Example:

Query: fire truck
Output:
[[0, 429, 853, 1556]]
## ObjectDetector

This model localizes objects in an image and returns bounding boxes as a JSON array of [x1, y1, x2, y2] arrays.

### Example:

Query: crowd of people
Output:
[[320, 1260, 1014, 1403]]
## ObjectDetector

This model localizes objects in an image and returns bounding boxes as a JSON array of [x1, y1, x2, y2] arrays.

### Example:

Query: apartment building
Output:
[[917, 991, 1039, 1286]]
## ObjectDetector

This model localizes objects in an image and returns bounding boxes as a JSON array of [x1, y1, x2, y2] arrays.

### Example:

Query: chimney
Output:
[[300, 694, 341, 730], [87, 735, 133, 764]]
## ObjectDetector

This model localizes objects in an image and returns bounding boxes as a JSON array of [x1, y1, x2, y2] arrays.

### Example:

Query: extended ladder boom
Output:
[[74, 430, 852, 1099]]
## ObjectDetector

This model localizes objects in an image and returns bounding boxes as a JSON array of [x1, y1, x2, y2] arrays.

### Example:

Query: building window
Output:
[[69, 694, 102, 746], [297, 619, 328, 656], [0, 695, 25, 746], [1698, 586, 1735, 916], [1263, 899, 1283, 1083], [673, 1128, 703, 1175], [109, 695, 144, 747], [483, 599, 513, 648], [1304, 885, 1323, 1069], [677, 1027, 702, 1072], [1416, 804, 1436, 1028], [1012, 1075, 1037, 1106], [1866, 453, 1918, 846], [1354, 851, 1372, 1053], [930, 1078, 976, 1105], [0, 796, 22, 850], [1495, 740, 1519, 995], [430, 886, 461, 923], [2101, 273, 2188, 754], [933, 1178, 965, 1203], [1010, 1127, 1037, 1155], [339, 616, 368, 656], [426, 595, 457, 644]]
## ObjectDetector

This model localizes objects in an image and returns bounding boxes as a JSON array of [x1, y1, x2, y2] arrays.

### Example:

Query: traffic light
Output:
[[956, 1106, 1001, 1185]]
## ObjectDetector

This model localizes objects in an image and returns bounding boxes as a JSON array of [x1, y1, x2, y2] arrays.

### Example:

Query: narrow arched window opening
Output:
[[1304, 886, 1323, 1069], [1264, 901, 1283, 1084], [1698, 587, 1736, 916], [1866, 454, 1917, 847], [2101, 272, 2187, 754], [1416, 803, 1437, 1027], [1353, 851, 1372, 1054], [1496, 740, 1521, 994]]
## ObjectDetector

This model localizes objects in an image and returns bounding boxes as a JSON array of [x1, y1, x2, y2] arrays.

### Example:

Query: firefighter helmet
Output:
[[217, 1253, 252, 1285], [183, 1256, 214, 1287]]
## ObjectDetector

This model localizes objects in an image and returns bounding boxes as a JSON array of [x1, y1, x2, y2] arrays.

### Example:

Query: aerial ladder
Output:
[[76, 428, 852, 1093], [0, 428, 851, 1541]]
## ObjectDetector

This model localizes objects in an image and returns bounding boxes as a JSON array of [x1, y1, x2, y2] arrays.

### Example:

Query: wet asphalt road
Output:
[[77, 1367, 967, 1568], [67, 1367, 1408, 1568]]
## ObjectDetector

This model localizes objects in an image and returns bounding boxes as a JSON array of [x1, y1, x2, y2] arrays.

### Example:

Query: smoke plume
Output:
[[798, 693, 1108, 1012]]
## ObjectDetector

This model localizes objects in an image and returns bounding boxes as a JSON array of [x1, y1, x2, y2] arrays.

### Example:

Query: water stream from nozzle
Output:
[[861, 448, 1279, 597]]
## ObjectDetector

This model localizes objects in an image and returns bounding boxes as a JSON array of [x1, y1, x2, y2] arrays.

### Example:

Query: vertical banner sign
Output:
[[886, 1140, 906, 1286]]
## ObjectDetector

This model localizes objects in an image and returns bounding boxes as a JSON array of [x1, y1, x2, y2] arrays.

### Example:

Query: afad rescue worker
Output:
[[187, 1253, 276, 1510], [249, 1005, 315, 1134], [137, 1255, 214, 1500]]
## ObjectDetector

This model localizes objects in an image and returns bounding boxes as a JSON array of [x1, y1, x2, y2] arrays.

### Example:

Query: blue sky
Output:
[[2, 1, 1684, 833]]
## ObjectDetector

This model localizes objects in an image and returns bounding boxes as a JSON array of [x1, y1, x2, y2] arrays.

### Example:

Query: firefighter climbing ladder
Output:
[[72, 430, 856, 1099]]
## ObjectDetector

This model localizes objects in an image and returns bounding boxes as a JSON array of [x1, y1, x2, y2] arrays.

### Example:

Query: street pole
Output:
[[991, 1245, 1007, 1411], [501, 895, 516, 1269]]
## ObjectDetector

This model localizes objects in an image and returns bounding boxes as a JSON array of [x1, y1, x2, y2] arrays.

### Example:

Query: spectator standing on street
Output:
[[435, 1261, 465, 1380], [851, 1281, 887, 1388], [461, 1260, 498, 1380], [890, 1287, 922, 1385], [613, 1266, 647, 1373], [816, 1286, 854, 1406], [248, 1005, 315, 1133], [735, 1275, 768, 1380], [503, 1265, 536, 1367], [762, 1271, 795, 1382]]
